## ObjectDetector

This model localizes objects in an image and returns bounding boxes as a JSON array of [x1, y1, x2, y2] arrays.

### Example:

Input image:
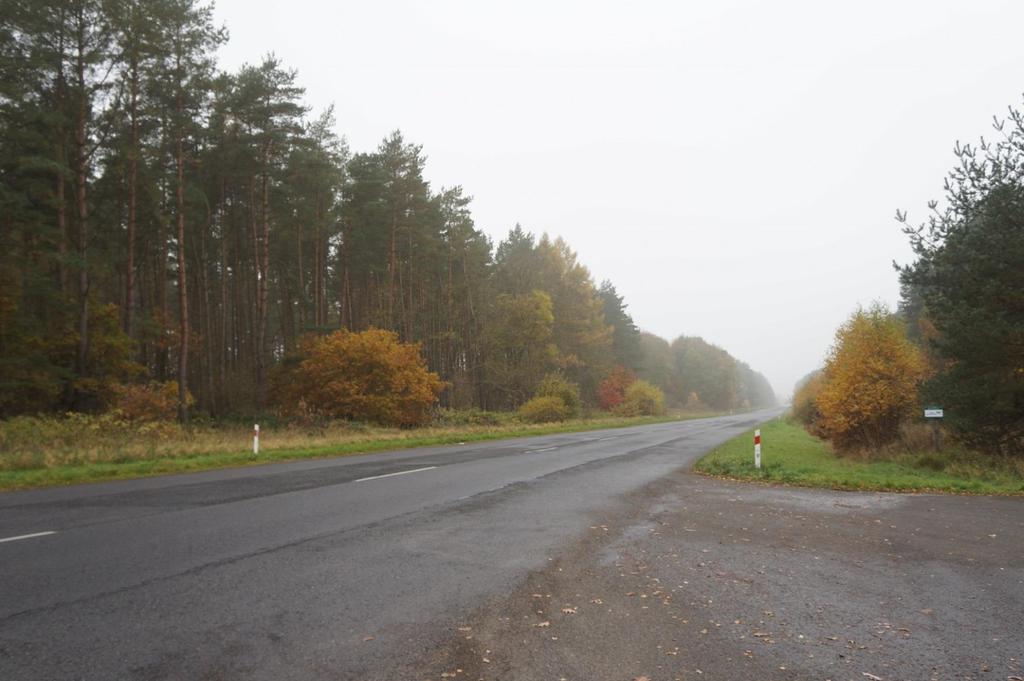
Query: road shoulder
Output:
[[410, 469, 1024, 681]]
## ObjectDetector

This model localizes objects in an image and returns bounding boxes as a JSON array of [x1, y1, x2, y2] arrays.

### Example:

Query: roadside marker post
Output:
[[253, 424, 260, 455], [754, 429, 762, 469]]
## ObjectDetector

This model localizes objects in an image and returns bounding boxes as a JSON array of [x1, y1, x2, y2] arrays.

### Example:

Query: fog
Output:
[[211, 0, 1024, 397]]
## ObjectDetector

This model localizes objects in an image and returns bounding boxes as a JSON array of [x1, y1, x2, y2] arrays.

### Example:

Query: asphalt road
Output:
[[0, 409, 779, 680], [424, 465, 1024, 681]]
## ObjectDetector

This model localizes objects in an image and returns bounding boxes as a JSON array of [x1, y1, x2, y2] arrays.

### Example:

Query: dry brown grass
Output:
[[0, 409, 712, 477]]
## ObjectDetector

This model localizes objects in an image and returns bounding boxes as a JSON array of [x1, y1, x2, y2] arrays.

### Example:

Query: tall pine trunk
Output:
[[175, 128, 189, 424], [253, 145, 272, 408], [124, 52, 139, 336], [387, 205, 397, 329], [73, 17, 90, 394]]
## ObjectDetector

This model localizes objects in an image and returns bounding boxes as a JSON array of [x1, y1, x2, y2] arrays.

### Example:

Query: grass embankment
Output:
[[695, 417, 1024, 495], [0, 410, 721, 492]]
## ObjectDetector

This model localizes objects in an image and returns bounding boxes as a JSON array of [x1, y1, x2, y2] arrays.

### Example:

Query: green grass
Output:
[[0, 411, 718, 492], [695, 418, 1024, 495]]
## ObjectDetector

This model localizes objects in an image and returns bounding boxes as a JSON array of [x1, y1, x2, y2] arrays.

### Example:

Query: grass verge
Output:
[[694, 417, 1024, 495], [0, 412, 719, 492]]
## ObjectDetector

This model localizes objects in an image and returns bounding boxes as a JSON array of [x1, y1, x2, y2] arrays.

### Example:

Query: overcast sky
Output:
[[212, 0, 1024, 398]]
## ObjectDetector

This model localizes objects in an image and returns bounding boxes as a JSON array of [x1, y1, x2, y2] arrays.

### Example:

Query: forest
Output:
[[0, 0, 776, 425]]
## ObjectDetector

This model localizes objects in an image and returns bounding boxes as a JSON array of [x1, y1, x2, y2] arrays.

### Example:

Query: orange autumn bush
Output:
[[596, 366, 635, 411], [275, 328, 445, 427], [815, 304, 926, 451]]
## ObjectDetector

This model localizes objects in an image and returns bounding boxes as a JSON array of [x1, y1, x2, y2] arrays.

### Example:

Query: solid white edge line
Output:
[[354, 466, 437, 483], [0, 531, 57, 544]]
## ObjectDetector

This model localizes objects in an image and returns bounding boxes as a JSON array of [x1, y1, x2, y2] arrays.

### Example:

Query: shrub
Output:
[[534, 373, 581, 416], [111, 381, 191, 423], [616, 380, 666, 416], [273, 328, 446, 427], [519, 395, 571, 423], [433, 408, 507, 427], [815, 304, 927, 451], [597, 366, 635, 411]]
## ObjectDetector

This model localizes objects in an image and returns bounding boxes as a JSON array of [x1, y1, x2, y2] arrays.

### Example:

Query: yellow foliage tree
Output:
[[275, 329, 445, 427], [791, 370, 824, 428], [815, 305, 926, 450]]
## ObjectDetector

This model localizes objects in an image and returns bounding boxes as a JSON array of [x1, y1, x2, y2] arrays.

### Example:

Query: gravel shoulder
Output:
[[411, 470, 1024, 681]]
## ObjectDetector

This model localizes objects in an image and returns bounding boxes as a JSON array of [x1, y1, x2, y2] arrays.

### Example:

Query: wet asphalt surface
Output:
[[0, 410, 773, 680], [1, 409, 1021, 681], [418, 472, 1024, 681]]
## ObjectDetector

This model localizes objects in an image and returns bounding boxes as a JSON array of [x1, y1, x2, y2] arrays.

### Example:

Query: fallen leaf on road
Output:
[[362, 636, 375, 642], [456, 626, 471, 632], [534, 621, 550, 628], [633, 677, 650, 681], [862, 673, 883, 681], [562, 607, 578, 614], [590, 598, 603, 604]]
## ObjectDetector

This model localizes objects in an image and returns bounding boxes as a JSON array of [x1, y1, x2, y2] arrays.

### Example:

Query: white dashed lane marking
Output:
[[0, 531, 57, 544], [354, 467, 437, 483]]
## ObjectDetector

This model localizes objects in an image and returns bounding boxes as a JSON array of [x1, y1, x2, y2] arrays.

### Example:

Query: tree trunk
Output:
[[155, 212, 168, 381], [254, 146, 272, 408], [56, 165, 68, 296], [297, 217, 305, 332], [73, 18, 90, 393], [175, 130, 189, 424], [54, 11, 69, 298], [339, 224, 351, 328], [124, 52, 139, 336], [219, 221, 229, 405], [199, 215, 214, 414], [387, 205, 397, 329]]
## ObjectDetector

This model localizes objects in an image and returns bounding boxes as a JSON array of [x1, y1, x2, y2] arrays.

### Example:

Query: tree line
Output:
[[0, 0, 776, 422], [794, 95, 1024, 456]]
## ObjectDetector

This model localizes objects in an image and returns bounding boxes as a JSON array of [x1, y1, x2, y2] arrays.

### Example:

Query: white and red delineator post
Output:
[[253, 423, 260, 455], [754, 429, 761, 469]]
